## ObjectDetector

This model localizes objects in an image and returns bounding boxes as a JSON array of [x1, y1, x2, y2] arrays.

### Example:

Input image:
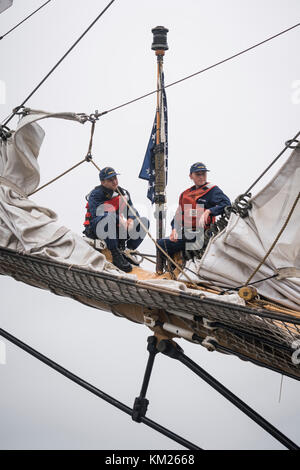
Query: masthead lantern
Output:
[[151, 26, 169, 52]]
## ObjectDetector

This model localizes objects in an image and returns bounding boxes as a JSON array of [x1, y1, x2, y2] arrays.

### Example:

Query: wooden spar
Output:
[[151, 26, 169, 274]]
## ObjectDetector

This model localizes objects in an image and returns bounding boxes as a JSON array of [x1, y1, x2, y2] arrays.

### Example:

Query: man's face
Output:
[[101, 176, 119, 191], [189, 171, 207, 187]]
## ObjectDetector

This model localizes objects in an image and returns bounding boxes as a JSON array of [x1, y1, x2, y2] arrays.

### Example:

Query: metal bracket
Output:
[[285, 139, 300, 149], [132, 336, 158, 422]]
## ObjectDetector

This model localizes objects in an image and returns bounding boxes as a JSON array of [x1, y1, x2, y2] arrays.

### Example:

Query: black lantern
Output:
[[151, 26, 169, 51]]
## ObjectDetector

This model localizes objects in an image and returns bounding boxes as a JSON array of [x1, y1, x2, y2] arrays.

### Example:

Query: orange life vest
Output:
[[176, 183, 216, 230]]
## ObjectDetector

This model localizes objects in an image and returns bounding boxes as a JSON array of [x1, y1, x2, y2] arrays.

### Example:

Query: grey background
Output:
[[0, 0, 300, 450]]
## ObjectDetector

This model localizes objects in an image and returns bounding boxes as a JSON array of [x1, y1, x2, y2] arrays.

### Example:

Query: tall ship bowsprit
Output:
[[0, 2, 300, 450]]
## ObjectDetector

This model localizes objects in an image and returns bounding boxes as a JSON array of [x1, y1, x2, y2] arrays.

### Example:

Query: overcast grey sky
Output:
[[0, 0, 300, 450]]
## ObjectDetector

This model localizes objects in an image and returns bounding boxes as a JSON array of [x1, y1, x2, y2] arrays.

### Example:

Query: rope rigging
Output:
[[0, 0, 52, 41], [0, 7, 300, 452], [0, 3, 299, 292], [245, 191, 300, 286], [94, 21, 300, 117], [2, 0, 117, 128], [16, 113, 300, 293], [243, 133, 300, 196], [29, 118, 98, 196], [2, 17, 300, 129], [1, 324, 299, 449]]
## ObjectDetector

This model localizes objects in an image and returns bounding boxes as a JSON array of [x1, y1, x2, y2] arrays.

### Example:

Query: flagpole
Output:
[[151, 26, 169, 274]]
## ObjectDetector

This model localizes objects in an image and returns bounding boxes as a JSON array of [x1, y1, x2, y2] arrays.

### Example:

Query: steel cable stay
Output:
[[0, 0, 53, 41], [2, 18, 300, 128], [124, 335, 300, 450], [2, 0, 117, 128], [2, 326, 299, 449], [1, 4, 299, 210], [155, 339, 299, 450], [0, 327, 201, 451], [95, 21, 300, 116]]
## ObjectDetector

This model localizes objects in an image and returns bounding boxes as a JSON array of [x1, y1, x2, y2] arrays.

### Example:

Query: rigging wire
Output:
[[0, 0, 52, 41], [2, 0, 116, 128], [0, 327, 201, 450], [244, 191, 300, 286], [180, 351, 299, 450], [29, 120, 97, 196], [98, 21, 300, 116], [243, 132, 300, 195], [2, 19, 300, 128]]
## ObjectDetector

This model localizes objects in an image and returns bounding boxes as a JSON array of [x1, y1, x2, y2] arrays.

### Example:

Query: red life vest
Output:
[[83, 191, 128, 228], [102, 193, 128, 215], [83, 202, 91, 227], [176, 183, 216, 230]]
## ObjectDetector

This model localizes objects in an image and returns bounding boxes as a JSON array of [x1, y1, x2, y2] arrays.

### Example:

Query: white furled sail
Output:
[[0, 111, 118, 273], [181, 144, 300, 309]]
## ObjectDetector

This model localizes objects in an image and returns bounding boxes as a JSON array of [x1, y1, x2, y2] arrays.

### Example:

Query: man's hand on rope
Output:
[[199, 209, 211, 227], [119, 215, 134, 231], [127, 218, 134, 230]]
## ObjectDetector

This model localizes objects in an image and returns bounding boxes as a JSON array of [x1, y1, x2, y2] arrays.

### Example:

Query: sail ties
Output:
[[0, 176, 27, 198], [244, 191, 300, 286]]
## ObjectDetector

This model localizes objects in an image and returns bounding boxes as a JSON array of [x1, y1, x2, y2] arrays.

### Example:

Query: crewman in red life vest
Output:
[[157, 162, 231, 257], [83, 167, 150, 273]]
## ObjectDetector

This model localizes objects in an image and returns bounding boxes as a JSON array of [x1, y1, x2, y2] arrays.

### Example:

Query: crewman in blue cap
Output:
[[83, 167, 149, 272], [157, 162, 231, 257]]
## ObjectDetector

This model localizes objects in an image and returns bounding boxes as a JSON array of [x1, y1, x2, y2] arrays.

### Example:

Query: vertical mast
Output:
[[151, 26, 169, 274]]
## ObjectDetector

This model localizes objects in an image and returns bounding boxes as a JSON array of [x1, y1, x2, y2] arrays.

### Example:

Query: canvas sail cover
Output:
[[0, 110, 122, 274], [180, 144, 300, 309]]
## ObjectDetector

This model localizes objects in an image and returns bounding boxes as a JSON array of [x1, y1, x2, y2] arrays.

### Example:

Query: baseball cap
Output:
[[99, 167, 120, 181], [189, 162, 210, 174]]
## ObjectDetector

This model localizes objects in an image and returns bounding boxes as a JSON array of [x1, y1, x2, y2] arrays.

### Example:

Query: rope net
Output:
[[0, 246, 299, 381]]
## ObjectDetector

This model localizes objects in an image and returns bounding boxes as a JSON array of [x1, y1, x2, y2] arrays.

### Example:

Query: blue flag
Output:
[[139, 72, 168, 203]]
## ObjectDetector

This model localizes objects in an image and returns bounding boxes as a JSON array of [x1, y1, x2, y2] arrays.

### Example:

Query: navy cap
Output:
[[189, 162, 210, 174], [99, 167, 120, 181]]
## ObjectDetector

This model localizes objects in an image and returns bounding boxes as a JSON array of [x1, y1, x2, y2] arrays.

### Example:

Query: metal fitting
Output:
[[202, 336, 218, 352]]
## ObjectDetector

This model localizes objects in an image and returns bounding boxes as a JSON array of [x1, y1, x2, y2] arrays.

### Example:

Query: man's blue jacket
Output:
[[84, 185, 138, 239]]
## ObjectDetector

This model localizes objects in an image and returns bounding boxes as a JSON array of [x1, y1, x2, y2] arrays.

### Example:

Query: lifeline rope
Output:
[[29, 159, 87, 196], [112, 184, 203, 287], [2, 0, 116, 127], [0, 0, 52, 41], [25, 122, 199, 287], [29, 121, 96, 196], [79, 153, 197, 284], [245, 191, 300, 286]]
